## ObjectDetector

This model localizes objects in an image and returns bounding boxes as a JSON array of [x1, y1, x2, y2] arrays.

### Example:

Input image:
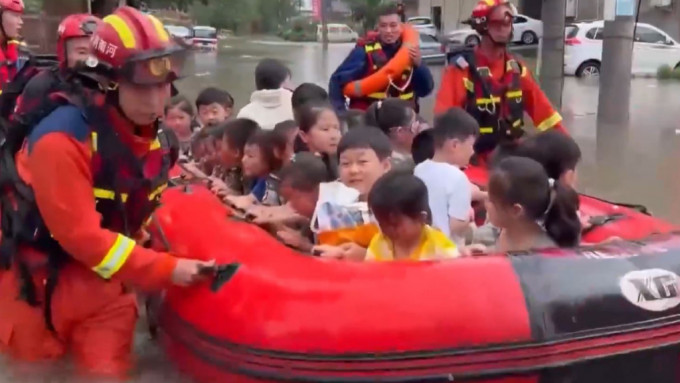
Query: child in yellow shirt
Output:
[[366, 171, 459, 261]]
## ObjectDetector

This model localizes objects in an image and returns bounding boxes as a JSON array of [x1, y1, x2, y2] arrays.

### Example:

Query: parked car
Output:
[[446, 14, 543, 46], [564, 21, 680, 78], [316, 23, 359, 43], [420, 33, 446, 64], [165, 25, 193, 46], [408, 16, 438, 37], [192, 26, 218, 51]]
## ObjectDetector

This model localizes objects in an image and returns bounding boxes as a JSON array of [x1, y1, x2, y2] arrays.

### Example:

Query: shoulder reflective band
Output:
[[93, 234, 136, 279], [536, 112, 563, 131]]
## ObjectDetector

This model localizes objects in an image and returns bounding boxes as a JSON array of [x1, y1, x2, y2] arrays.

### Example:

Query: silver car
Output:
[[420, 33, 446, 64]]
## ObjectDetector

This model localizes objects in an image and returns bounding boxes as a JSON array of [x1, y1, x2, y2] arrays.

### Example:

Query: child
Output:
[[237, 58, 294, 130], [195, 87, 234, 128], [226, 130, 289, 208], [294, 101, 342, 178], [337, 127, 392, 201], [516, 130, 582, 189], [291, 83, 329, 116], [164, 95, 196, 154], [411, 129, 434, 165], [487, 156, 581, 252], [366, 171, 459, 261], [414, 108, 478, 246], [366, 99, 419, 172], [208, 118, 260, 196], [273, 120, 298, 161]]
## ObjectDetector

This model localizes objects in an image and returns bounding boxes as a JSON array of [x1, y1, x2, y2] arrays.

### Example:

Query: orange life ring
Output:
[[342, 24, 420, 98]]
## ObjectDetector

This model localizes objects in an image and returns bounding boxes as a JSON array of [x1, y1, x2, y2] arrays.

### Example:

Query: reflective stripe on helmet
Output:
[[103, 14, 136, 49], [148, 14, 170, 42]]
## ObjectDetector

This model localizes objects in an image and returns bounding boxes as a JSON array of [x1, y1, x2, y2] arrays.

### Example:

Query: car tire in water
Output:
[[465, 35, 480, 46], [521, 31, 537, 45], [576, 61, 601, 78]]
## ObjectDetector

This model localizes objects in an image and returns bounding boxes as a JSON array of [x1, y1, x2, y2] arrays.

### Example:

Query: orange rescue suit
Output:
[[435, 48, 566, 153], [0, 104, 177, 377]]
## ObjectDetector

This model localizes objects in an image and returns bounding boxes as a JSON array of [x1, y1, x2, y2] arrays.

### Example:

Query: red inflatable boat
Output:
[[150, 186, 680, 383], [463, 164, 677, 243]]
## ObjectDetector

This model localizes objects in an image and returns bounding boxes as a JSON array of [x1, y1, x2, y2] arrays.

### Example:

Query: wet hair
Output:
[[208, 118, 260, 155], [246, 130, 288, 173], [516, 131, 582, 181], [489, 156, 581, 248], [338, 127, 392, 161], [377, 3, 400, 18], [342, 109, 366, 131], [291, 83, 329, 112], [279, 152, 330, 192], [431, 107, 479, 148], [255, 58, 291, 90], [365, 99, 414, 137], [411, 129, 434, 164], [165, 95, 194, 117], [273, 120, 298, 136], [196, 87, 234, 109], [369, 171, 430, 225]]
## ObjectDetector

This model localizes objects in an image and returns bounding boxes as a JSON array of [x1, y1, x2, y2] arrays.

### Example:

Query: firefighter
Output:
[[0, 6, 213, 377], [328, 2, 434, 113], [434, 0, 567, 160], [0, 0, 25, 90]]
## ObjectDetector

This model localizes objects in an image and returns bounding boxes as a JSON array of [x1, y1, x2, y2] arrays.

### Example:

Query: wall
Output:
[[418, 0, 519, 32]]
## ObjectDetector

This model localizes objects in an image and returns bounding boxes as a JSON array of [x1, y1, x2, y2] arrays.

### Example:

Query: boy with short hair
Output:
[[195, 87, 235, 128], [238, 58, 294, 130], [208, 118, 260, 196], [414, 108, 479, 246], [336, 127, 392, 201]]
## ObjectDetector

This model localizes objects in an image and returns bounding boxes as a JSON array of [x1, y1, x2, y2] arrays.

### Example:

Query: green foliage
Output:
[[179, 0, 300, 34], [345, 0, 389, 33], [657, 64, 674, 80], [673, 67, 680, 80]]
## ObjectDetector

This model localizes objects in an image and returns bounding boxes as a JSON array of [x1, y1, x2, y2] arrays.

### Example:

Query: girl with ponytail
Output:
[[486, 156, 581, 251]]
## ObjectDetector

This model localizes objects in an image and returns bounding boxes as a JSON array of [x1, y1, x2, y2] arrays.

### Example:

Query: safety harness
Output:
[[449, 48, 526, 153]]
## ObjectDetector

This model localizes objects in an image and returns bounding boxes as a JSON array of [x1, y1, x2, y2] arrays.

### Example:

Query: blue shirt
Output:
[[328, 39, 435, 112], [250, 177, 267, 202]]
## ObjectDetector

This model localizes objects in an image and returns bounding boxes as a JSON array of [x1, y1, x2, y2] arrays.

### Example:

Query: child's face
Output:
[[339, 148, 391, 198], [165, 106, 193, 140], [219, 136, 242, 169], [443, 136, 476, 167], [280, 182, 318, 218], [242, 143, 269, 178], [485, 188, 523, 229], [377, 214, 426, 245], [300, 109, 341, 155], [198, 103, 231, 127]]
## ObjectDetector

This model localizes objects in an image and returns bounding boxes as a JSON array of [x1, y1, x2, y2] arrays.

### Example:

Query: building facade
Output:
[[416, 0, 520, 33]]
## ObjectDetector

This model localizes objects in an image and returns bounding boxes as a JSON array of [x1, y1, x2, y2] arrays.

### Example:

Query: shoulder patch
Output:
[[28, 105, 88, 153]]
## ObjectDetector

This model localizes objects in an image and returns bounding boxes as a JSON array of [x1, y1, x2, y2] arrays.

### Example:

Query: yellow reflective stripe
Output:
[[94, 188, 129, 202], [483, 0, 495, 5], [463, 78, 474, 92], [103, 15, 137, 49], [536, 112, 563, 131], [148, 184, 167, 200], [7, 40, 22, 45], [367, 92, 414, 100], [147, 15, 170, 42], [150, 138, 161, 150], [506, 90, 522, 98], [365, 43, 382, 53], [513, 119, 523, 127], [521, 66, 527, 77], [480, 127, 494, 134], [476, 97, 501, 104], [93, 234, 136, 279], [91, 132, 98, 151]]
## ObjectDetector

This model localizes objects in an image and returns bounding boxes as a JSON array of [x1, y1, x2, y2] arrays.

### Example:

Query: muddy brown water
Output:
[[2, 36, 680, 382]]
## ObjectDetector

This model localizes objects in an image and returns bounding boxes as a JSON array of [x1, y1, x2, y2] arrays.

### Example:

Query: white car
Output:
[[564, 21, 680, 78], [165, 25, 193, 46], [317, 24, 359, 43], [447, 14, 543, 46], [407, 16, 438, 37]]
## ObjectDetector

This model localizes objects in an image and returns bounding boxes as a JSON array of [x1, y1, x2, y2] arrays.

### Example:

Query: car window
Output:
[[409, 18, 431, 26], [585, 27, 602, 40], [565, 25, 579, 38], [635, 27, 668, 44], [193, 28, 216, 39], [420, 34, 438, 43], [513, 16, 527, 24], [342, 26, 352, 34]]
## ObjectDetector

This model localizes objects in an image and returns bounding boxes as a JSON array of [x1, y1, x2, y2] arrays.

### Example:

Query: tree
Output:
[[345, 0, 387, 34]]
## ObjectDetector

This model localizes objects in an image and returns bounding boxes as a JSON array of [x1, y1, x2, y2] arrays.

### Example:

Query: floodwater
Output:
[[2, 36, 680, 382]]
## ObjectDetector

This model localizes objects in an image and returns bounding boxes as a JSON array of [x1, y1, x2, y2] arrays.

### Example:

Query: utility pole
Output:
[[538, 0, 566, 110], [596, 0, 635, 129], [320, 0, 329, 50]]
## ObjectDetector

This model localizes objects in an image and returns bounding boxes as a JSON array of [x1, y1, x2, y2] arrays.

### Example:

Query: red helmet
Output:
[[470, 0, 515, 30], [57, 14, 101, 66], [89, 6, 185, 85], [0, 0, 23, 13]]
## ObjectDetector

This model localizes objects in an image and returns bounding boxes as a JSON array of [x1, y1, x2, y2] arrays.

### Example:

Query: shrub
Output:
[[657, 64, 674, 80]]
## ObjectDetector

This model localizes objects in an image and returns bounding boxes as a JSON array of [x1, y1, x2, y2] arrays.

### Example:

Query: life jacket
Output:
[[0, 39, 29, 93], [0, 91, 174, 332], [348, 37, 415, 110], [449, 48, 526, 154]]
